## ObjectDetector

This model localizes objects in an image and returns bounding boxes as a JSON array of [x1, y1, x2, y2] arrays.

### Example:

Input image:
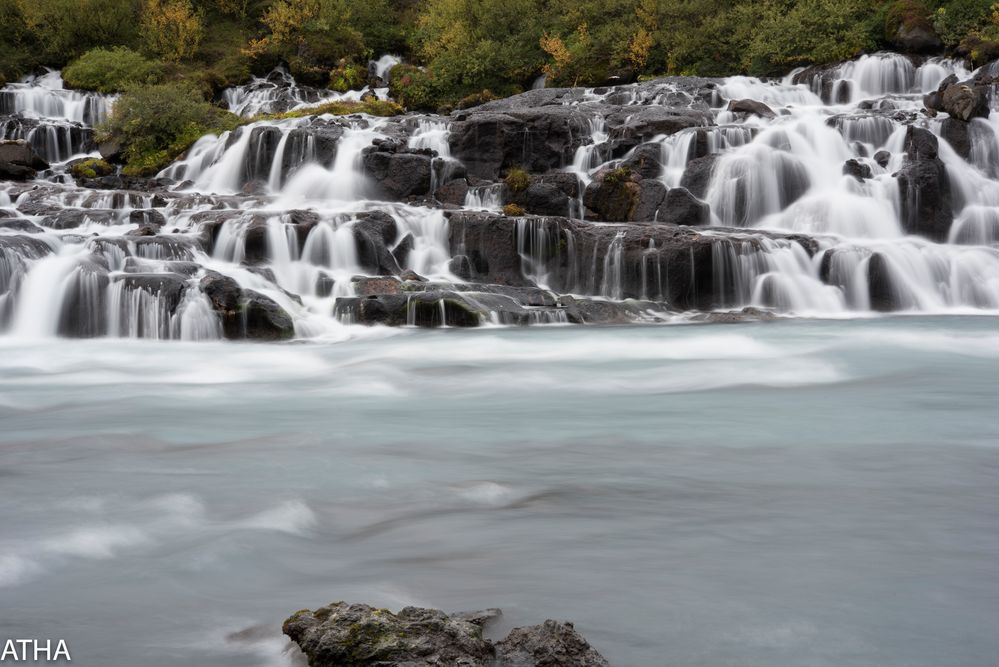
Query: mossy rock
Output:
[[70, 158, 114, 180], [503, 203, 526, 216]]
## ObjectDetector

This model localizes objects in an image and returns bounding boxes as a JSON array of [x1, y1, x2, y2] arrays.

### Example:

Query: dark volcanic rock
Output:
[[940, 116, 971, 158], [940, 82, 989, 121], [727, 99, 776, 119], [362, 148, 434, 200], [495, 619, 610, 667], [0, 139, 49, 180], [679, 154, 718, 198], [200, 271, 294, 341], [583, 170, 641, 222], [896, 126, 952, 241], [449, 106, 591, 180], [843, 158, 872, 181], [283, 602, 609, 667], [661, 187, 710, 226]]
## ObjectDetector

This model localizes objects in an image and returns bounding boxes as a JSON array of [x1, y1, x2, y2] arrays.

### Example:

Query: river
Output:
[[1, 317, 997, 666]]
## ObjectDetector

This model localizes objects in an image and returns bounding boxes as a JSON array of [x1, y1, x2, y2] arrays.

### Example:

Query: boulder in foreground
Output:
[[283, 602, 609, 667]]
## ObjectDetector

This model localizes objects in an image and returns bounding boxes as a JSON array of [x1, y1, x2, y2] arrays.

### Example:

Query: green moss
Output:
[[602, 166, 633, 185], [456, 89, 498, 109], [252, 99, 404, 123], [504, 168, 530, 193], [70, 158, 113, 180]]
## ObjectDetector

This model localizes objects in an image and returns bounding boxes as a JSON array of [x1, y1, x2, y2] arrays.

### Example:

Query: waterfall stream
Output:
[[3, 51, 999, 341]]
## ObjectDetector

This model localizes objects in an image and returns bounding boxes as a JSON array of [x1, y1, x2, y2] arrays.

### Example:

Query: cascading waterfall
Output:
[[4, 50, 999, 342]]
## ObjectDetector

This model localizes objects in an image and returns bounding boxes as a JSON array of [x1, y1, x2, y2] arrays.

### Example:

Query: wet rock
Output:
[[873, 150, 891, 168], [940, 116, 971, 158], [284, 602, 610, 667], [40, 208, 116, 230], [940, 82, 989, 121], [495, 620, 609, 667], [446, 211, 731, 309], [0, 218, 43, 233], [620, 143, 665, 180], [896, 126, 952, 241], [435, 179, 469, 206], [688, 307, 778, 323], [362, 148, 434, 200], [353, 211, 402, 275], [200, 271, 242, 313], [336, 291, 487, 327], [843, 159, 872, 181], [678, 154, 718, 199], [0, 139, 48, 180], [448, 106, 591, 180], [583, 168, 640, 222], [449, 254, 474, 280], [112, 273, 188, 313], [660, 187, 710, 226], [353, 276, 403, 296], [867, 252, 896, 312], [237, 290, 295, 341], [607, 106, 713, 147], [726, 99, 776, 119], [283, 603, 496, 666]]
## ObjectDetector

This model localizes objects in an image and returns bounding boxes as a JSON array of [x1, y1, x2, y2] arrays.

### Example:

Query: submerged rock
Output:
[[283, 602, 609, 667]]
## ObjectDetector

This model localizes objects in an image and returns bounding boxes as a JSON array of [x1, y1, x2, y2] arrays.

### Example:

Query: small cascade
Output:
[[567, 117, 610, 185], [0, 70, 113, 125], [464, 184, 505, 212], [222, 64, 392, 117], [370, 55, 401, 85]]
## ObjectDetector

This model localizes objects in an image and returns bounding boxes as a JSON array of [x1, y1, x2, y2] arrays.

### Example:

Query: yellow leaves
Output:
[[539, 32, 571, 80], [141, 0, 203, 62], [627, 28, 653, 69]]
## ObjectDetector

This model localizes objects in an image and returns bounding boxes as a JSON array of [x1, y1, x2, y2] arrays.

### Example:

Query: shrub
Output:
[[329, 59, 367, 92], [503, 203, 526, 216], [63, 48, 163, 93], [504, 167, 531, 193], [389, 64, 442, 111], [70, 158, 114, 179], [12, 0, 142, 65], [97, 81, 239, 176], [141, 0, 203, 63], [456, 89, 497, 109], [934, 0, 995, 48], [245, 0, 365, 87]]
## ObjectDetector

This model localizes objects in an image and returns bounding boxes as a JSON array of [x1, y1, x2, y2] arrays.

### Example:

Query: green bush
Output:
[[389, 64, 442, 110], [63, 48, 163, 93], [933, 0, 994, 47], [97, 81, 240, 176], [329, 59, 367, 92]]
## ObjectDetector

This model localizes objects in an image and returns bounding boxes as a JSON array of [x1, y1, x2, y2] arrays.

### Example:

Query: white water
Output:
[[3, 53, 999, 342]]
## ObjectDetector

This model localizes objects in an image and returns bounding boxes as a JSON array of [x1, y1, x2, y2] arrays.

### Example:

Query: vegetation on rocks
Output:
[[96, 81, 240, 176], [70, 158, 114, 179]]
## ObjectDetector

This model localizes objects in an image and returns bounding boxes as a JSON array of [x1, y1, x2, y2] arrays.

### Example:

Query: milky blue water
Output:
[[1, 317, 998, 666]]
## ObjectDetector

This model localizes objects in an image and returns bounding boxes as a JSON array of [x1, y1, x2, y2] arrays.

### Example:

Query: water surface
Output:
[[1, 317, 997, 666]]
